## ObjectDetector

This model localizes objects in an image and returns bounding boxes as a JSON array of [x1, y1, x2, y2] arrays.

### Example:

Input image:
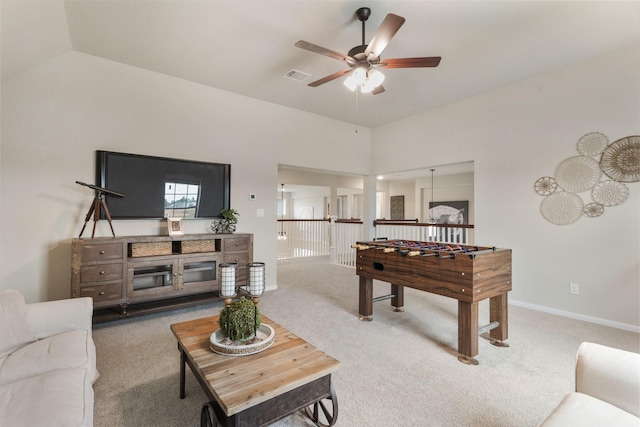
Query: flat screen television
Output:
[[96, 150, 231, 219]]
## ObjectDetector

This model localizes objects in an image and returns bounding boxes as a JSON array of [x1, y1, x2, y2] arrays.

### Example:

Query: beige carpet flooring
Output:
[[92, 256, 639, 427]]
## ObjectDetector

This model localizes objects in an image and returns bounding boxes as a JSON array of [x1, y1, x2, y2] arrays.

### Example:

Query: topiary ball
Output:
[[219, 297, 261, 341]]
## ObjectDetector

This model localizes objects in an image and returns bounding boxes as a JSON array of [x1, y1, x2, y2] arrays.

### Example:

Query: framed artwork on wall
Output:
[[428, 201, 468, 224], [390, 195, 405, 220]]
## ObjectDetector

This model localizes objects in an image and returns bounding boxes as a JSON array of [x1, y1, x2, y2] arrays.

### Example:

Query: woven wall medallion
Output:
[[599, 136, 640, 183], [591, 180, 629, 207], [540, 192, 584, 225], [554, 156, 601, 193], [534, 176, 558, 196], [577, 132, 609, 157], [583, 203, 604, 218]]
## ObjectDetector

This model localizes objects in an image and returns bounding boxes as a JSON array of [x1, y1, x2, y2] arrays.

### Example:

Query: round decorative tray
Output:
[[210, 324, 275, 356]]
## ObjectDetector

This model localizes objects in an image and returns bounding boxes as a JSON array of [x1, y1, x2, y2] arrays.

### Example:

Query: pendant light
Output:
[[428, 169, 436, 224], [278, 184, 287, 240]]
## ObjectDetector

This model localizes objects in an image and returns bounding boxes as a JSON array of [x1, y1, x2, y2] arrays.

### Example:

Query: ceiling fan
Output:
[[295, 7, 441, 95]]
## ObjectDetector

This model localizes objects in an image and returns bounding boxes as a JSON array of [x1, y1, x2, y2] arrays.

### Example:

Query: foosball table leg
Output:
[[457, 301, 479, 365], [359, 277, 373, 321], [391, 284, 404, 312], [489, 293, 509, 347]]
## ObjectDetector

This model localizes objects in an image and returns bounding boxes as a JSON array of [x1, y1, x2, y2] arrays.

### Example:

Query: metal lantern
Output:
[[219, 263, 237, 298], [248, 262, 265, 297]]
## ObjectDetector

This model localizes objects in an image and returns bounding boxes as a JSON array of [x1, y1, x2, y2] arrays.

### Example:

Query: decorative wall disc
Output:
[[583, 203, 604, 218], [554, 156, 601, 193], [591, 180, 629, 206], [577, 132, 609, 157], [534, 176, 558, 196], [541, 192, 584, 225], [599, 136, 640, 183]]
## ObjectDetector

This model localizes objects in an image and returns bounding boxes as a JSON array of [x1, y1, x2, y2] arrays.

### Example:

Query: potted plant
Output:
[[211, 208, 239, 234], [219, 297, 261, 342]]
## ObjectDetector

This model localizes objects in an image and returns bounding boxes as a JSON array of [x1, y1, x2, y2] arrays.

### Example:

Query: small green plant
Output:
[[211, 208, 239, 233], [219, 208, 239, 224], [219, 297, 261, 341]]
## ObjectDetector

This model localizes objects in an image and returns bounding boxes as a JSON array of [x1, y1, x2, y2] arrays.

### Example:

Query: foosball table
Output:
[[353, 239, 512, 364]]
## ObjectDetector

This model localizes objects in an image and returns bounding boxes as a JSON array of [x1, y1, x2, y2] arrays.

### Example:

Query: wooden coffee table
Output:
[[170, 315, 340, 427]]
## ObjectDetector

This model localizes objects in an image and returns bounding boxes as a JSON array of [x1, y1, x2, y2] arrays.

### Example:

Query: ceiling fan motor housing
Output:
[[355, 7, 371, 22], [348, 45, 368, 60]]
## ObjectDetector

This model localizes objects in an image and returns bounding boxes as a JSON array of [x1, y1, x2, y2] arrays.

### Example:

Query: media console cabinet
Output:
[[71, 233, 252, 322]]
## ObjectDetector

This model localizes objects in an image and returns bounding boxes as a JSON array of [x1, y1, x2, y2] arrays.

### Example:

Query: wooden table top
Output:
[[170, 315, 340, 416]]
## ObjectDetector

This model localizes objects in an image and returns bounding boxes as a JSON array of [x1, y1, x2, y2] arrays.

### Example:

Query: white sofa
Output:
[[539, 342, 640, 426], [0, 289, 98, 427]]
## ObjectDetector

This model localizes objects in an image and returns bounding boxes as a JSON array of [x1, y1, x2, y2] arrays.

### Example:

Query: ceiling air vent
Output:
[[283, 69, 311, 82]]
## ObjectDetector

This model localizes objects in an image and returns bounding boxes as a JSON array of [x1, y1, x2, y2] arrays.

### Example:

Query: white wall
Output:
[[371, 45, 640, 329], [1, 51, 370, 302]]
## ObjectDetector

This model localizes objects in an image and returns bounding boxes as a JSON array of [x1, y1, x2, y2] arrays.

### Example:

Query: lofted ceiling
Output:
[[60, 1, 640, 129]]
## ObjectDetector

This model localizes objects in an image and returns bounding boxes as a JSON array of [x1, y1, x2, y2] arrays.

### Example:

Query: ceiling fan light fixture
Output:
[[361, 69, 385, 93], [343, 68, 385, 93]]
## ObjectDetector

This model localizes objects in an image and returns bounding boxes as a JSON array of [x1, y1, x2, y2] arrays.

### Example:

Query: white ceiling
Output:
[[62, 1, 640, 129]]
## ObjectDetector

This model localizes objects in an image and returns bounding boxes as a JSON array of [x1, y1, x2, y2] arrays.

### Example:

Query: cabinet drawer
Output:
[[80, 263, 123, 283], [81, 243, 123, 262], [223, 254, 249, 265], [224, 237, 249, 252], [79, 283, 122, 302]]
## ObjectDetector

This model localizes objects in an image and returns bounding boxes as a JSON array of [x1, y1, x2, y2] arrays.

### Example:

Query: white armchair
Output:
[[0, 290, 97, 427], [539, 342, 640, 426]]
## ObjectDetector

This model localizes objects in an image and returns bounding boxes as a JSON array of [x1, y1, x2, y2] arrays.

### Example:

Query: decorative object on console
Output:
[[76, 180, 124, 238], [167, 217, 184, 236], [211, 208, 239, 234], [534, 133, 639, 225]]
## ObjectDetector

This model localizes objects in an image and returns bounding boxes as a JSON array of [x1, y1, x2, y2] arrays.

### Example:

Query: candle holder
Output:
[[219, 263, 237, 345], [211, 262, 273, 355], [247, 262, 265, 344]]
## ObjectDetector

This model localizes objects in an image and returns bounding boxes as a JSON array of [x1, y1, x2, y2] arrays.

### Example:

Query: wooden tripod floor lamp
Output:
[[76, 181, 124, 238]]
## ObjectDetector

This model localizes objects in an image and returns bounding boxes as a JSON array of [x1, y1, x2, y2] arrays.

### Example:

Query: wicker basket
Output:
[[129, 242, 172, 257], [180, 240, 215, 254]]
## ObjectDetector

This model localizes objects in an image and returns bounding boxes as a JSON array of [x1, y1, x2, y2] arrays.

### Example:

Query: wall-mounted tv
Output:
[[96, 151, 231, 219]]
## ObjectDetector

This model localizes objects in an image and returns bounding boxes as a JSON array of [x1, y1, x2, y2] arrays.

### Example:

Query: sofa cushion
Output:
[[0, 329, 97, 386], [0, 367, 94, 427], [0, 290, 36, 358], [539, 392, 639, 426]]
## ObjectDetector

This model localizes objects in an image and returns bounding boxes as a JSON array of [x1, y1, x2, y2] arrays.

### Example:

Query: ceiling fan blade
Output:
[[378, 57, 442, 69], [363, 13, 405, 59], [295, 40, 351, 63], [307, 69, 353, 87], [372, 85, 385, 95]]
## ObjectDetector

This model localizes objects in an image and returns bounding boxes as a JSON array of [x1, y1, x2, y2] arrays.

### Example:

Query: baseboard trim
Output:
[[509, 299, 640, 333]]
